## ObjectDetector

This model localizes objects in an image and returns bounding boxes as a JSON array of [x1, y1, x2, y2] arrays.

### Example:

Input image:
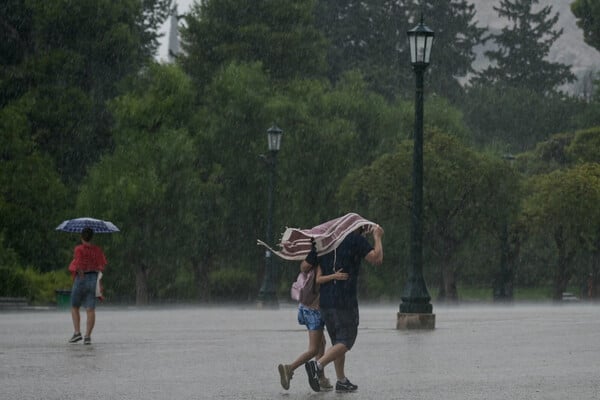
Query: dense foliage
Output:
[[472, 0, 575, 94], [572, 0, 600, 52], [2, 0, 600, 305]]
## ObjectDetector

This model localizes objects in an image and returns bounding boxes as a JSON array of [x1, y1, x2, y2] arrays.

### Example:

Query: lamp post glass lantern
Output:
[[258, 124, 283, 308], [267, 125, 283, 152], [398, 17, 434, 323], [407, 17, 434, 65]]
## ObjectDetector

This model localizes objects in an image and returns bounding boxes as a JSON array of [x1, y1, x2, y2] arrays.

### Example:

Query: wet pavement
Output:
[[1, 303, 599, 399]]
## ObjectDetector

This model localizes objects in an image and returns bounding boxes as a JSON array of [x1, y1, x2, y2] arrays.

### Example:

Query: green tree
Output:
[[193, 66, 409, 293], [516, 127, 600, 175], [314, 0, 484, 101], [419, 0, 486, 102], [462, 85, 581, 151], [314, 0, 411, 99], [473, 0, 575, 95], [0, 0, 171, 183], [0, 101, 68, 272], [571, 0, 600, 52], [0, 0, 34, 106], [76, 63, 213, 304], [521, 164, 600, 300], [192, 62, 274, 276], [566, 127, 600, 297], [571, 79, 600, 128], [271, 72, 400, 235], [566, 127, 600, 163], [482, 154, 523, 300], [338, 132, 519, 301], [180, 0, 327, 91], [519, 132, 575, 175]]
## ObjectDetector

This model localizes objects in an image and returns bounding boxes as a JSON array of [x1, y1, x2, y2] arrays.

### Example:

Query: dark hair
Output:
[[81, 227, 94, 242]]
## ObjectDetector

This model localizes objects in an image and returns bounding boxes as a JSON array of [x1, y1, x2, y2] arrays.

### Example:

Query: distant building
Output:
[[167, 3, 180, 63]]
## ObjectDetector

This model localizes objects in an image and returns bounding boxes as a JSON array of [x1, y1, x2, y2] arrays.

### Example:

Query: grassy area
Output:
[[424, 286, 580, 303], [369, 286, 560, 304], [513, 287, 554, 301], [0, 267, 72, 305]]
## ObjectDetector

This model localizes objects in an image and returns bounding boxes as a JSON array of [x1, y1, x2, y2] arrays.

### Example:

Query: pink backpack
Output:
[[290, 268, 318, 305]]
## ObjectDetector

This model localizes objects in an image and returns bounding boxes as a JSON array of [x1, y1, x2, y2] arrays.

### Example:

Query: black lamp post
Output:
[[398, 17, 435, 328], [258, 124, 283, 308]]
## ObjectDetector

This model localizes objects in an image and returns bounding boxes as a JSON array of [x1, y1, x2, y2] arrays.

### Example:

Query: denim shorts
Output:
[[320, 307, 359, 350], [71, 273, 98, 309], [297, 304, 325, 331]]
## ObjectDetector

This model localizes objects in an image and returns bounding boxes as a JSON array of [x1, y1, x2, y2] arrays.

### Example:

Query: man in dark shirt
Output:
[[301, 224, 383, 392]]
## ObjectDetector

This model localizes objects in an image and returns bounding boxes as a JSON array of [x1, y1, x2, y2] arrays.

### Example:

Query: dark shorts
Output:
[[320, 307, 359, 350], [71, 273, 98, 309]]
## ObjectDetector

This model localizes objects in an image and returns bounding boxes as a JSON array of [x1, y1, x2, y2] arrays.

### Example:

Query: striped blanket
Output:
[[257, 213, 377, 261]]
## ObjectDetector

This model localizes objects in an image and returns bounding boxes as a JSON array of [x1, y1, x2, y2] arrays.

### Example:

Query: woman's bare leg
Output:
[[289, 330, 322, 371]]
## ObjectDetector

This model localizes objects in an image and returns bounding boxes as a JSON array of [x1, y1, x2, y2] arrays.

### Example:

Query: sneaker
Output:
[[278, 364, 293, 390], [83, 336, 91, 345], [336, 378, 358, 392], [319, 377, 333, 391], [69, 333, 82, 343], [304, 361, 321, 392]]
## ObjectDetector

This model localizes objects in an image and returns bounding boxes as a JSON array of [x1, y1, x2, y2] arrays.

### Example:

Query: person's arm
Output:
[[315, 265, 349, 284], [364, 225, 384, 265], [68, 253, 77, 274], [69, 246, 85, 278], [68, 257, 78, 279]]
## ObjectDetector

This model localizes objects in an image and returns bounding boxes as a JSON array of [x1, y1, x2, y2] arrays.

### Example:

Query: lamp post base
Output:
[[397, 312, 435, 330]]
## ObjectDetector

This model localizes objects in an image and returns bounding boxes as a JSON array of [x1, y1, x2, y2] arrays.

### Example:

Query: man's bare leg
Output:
[[317, 342, 348, 378], [333, 353, 346, 381], [71, 307, 81, 333], [85, 308, 95, 338]]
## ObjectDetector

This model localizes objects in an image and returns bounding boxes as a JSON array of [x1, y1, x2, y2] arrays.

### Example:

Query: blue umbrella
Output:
[[55, 217, 120, 233]]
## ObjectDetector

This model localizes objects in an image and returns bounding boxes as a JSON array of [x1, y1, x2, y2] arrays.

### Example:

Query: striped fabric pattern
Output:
[[257, 213, 377, 261]]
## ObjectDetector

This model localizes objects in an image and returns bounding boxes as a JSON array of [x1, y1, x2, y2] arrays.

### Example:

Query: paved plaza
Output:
[[1, 303, 599, 399]]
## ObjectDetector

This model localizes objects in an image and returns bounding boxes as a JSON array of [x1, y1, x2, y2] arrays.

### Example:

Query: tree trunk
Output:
[[437, 249, 458, 302], [135, 263, 149, 305], [553, 268, 569, 301], [442, 263, 458, 302], [505, 229, 521, 299], [553, 227, 573, 301], [437, 268, 445, 301], [589, 250, 600, 300], [493, 223, 510, 300], [193, 254, 212, 302]]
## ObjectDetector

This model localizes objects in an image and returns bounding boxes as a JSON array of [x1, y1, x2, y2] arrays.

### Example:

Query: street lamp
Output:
[[258, 124, 283, 308], [397, 16, 435, 329]]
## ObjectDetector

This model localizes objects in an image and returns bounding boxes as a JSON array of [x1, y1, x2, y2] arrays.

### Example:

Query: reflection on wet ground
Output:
[[1, 303, 599, 399]]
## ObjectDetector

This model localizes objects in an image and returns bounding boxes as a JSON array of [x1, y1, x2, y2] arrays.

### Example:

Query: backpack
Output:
[[290, 268, 318, 305]]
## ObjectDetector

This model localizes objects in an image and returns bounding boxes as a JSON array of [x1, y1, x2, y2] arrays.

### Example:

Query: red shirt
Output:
[[68, 243, 107, 276]]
